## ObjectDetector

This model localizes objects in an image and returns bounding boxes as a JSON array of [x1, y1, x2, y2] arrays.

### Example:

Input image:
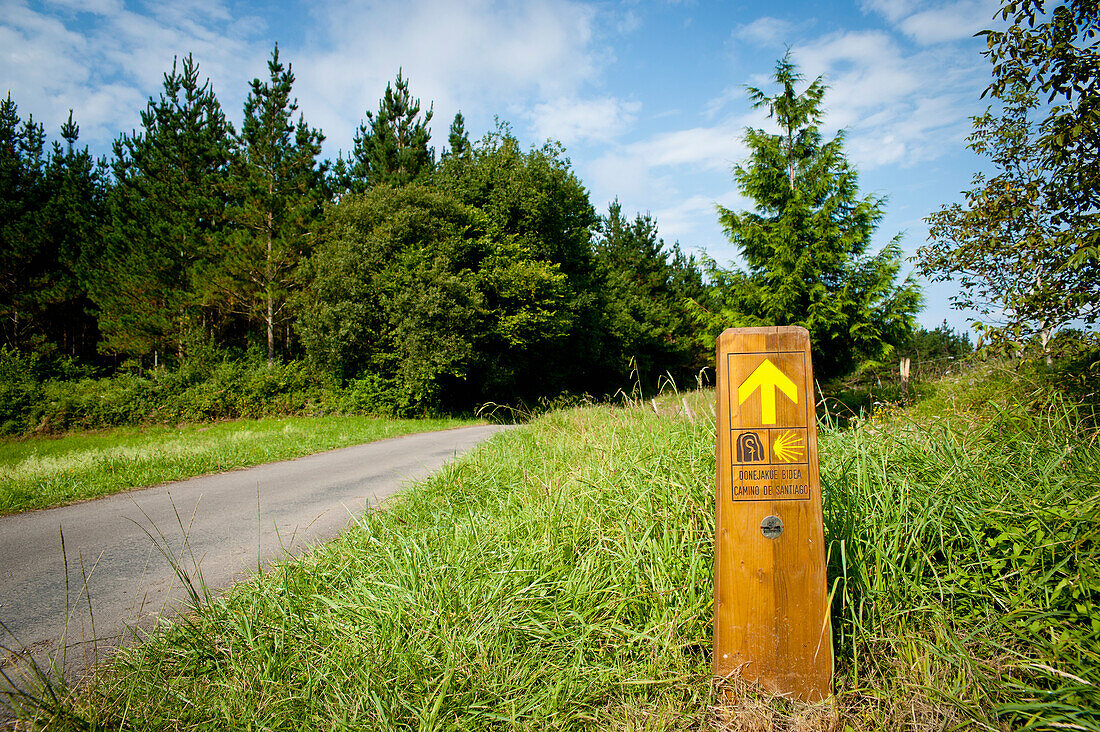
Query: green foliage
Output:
[[296, 184, 485, 410], [445, 111, 470, 159], [701, 54, 922, 381], [301, 125, 612, 412], [982, 0, 1100, 264], [434, 123, 603, 399], [95, 54, 236, 363], [215, 45, 326, 363], [898, 321, 973, 363], [594, 200, 706, 386], [350, 69, 434, 190], [0, 49, 753, 415], [919, 79, 1098, 353], [0, 347, 42, 434], [25, 359, 339, 434], [0, 97, 104, 359]]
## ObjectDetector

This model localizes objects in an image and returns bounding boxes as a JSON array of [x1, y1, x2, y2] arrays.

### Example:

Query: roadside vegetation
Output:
[[9, 357, 1095, 730], [0, 415, 478, 515]]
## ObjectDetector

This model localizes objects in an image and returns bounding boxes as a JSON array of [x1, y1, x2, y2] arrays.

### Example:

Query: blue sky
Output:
[[1, 0, 1007, 332]]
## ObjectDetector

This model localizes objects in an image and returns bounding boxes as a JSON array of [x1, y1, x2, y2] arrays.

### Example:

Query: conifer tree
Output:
[[0, 98, 103, 358], [595, 201, 705, 384], [96, 54, 235, 363], [351, 70, 434, 188], [41, 111, 106, 358], [219, 45, 325, 364], [445, 112, 469, 159], [0, 95, 45, 351], [703, 53, 921, 379]]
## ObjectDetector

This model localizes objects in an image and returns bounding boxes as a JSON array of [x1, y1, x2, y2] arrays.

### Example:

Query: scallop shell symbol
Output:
[[772, 430, 804, 462]]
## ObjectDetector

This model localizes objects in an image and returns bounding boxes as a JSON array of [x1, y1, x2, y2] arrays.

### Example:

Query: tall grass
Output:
[[15, 368, 1099, 730], [823, 371, 1100, 729]]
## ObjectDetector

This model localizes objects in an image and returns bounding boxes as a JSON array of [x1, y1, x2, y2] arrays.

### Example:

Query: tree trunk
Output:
[[266, 188, 274, 368], [1040, 320, 1052, 366]]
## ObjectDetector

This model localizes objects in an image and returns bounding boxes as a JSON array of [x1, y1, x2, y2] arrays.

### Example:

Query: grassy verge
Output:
[[13, 368, 1100, 730], [0, 416, 479, 515]]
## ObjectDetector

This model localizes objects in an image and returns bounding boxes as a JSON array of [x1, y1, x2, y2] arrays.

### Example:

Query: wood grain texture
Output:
[[713, 326, 832, 701]]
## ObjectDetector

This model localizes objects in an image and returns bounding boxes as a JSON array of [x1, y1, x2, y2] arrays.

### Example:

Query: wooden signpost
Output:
[[713, 326, 832, 701]]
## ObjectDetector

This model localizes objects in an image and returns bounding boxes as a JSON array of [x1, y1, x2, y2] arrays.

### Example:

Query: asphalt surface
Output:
[[0, 424, 507, 691]]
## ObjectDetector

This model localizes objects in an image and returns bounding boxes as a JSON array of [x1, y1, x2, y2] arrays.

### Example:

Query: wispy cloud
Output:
[[733, 16, 795, 45], [526, 96, 641, 145], [0, 0, 264, 143], [295, 0, 603, 151], [0, 0, 607, 155], [790, 29, 986, 169], [861, 0, 1001, 44], [898, 0, 1000, 44]]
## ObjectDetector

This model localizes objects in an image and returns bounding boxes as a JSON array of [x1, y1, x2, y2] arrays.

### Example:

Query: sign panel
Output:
[[728, 351, 811, 502], [713, 326, 832, 702]]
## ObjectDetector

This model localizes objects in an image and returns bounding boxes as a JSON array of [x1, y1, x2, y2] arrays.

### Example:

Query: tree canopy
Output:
[[981, 0, 1100, 263], [350, 70, 434, 190], [95, 54, 235, 363], [0, 98, 104, 360], [218, 45, 326, 364]]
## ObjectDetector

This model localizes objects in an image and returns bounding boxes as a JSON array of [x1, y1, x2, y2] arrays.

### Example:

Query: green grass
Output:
[[0, 416, 479, 515], [11, 368, 1100, 730]]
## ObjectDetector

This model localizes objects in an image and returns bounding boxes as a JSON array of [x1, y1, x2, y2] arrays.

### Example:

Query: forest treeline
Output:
[[22, 24, 1096, 430], [1, 50, 719, 425]]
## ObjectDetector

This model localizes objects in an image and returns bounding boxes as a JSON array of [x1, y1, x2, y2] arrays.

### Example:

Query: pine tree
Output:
[[0, 95, 46, 352], [96, 54, 235, 363], [0, 98, 103, 358], [445, 112, 469, 159], [595, 201, 705, 384], [219, 45, 325, 364], [351, 70, 434, 188], [704, 53, 921, 380], [40, 111, 106, 359]]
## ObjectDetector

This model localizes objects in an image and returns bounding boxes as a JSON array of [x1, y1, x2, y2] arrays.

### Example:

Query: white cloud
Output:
[[627, 124, 747, 171], [526, 96, 640, 145], [0, 0, 610, 159], [0, 0, 266, 145], [42, 0, 124, 15], [652, 190, 751, 248], [293, 0, 602, 155], [581, 116, 755, 250], [859, 0, 917, 23], [617, 8, 642, 34], [899, 0, 999, 44], [733, 16, 793, 45], [788, 30, 985, 169], [861, 0, 1001, 45]]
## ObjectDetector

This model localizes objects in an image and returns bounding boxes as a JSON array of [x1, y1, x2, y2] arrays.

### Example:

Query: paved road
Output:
[[0, 424, 507, 688]]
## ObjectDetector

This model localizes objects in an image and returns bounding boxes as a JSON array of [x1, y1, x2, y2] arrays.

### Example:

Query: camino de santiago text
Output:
[[733, 466, 810, 499]]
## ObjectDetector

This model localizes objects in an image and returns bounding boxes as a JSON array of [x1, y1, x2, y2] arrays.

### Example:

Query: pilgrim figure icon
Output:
[[736, 431, 766, 463]]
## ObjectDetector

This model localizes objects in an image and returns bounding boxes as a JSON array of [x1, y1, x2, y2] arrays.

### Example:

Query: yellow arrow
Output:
[[738, 358, 798, 424]]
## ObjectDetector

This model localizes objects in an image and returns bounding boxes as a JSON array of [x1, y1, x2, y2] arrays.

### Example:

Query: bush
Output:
[[0, 354, 370, 436], [0, 348, 43, 434]]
